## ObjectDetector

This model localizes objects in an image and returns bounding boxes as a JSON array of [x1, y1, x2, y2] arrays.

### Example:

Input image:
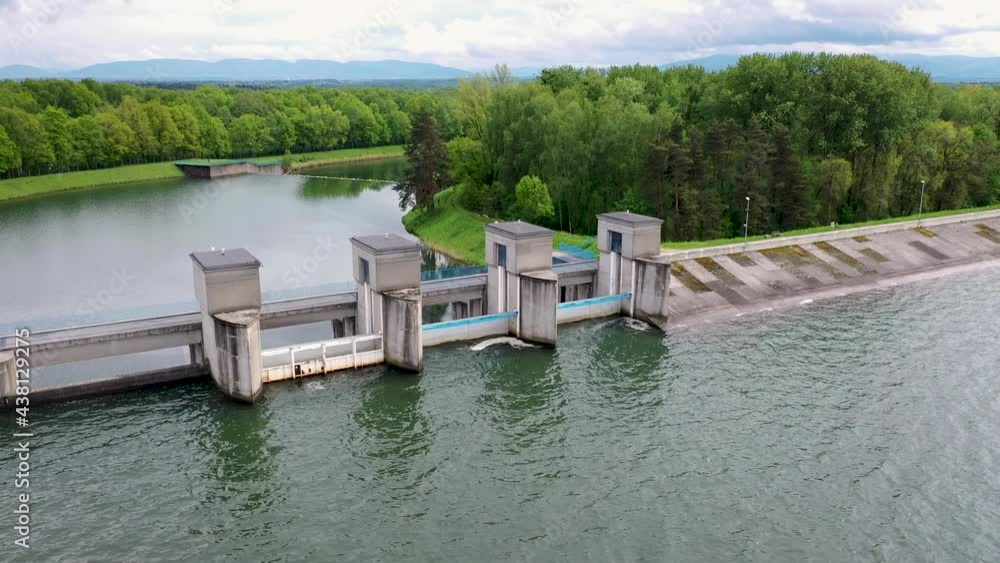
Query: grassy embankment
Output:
[[405, 188, 1000, 262], [178, 145, 405, 172], [0, 145, 405, 203], [660, 203, 1000, 250], [402, 186, 597, 264]]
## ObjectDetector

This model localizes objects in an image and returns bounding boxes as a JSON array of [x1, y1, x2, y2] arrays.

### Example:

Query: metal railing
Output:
[[420, 265, 489, 282], [556, 294, 631, 324], [261, 333, 383, 383], [557, 243, 597, 261], [422, 312, 517, 347]]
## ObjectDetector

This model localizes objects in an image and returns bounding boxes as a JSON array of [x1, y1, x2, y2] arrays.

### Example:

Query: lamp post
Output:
[[743, 196, 751, 251], [918, 180, 927, 226]]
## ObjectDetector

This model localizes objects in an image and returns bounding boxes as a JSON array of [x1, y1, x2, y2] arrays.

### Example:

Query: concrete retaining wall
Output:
[[177, 161, 284, 179], [663, 213, 1000, 323], [423, 313, 516, 347], [557, 294, 629, 325]]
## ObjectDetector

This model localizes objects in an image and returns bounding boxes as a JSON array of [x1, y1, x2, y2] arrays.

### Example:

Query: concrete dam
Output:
[[661, 210, 1000, 324], [175, 158, 284, 179], [2, 209, 998, 406]]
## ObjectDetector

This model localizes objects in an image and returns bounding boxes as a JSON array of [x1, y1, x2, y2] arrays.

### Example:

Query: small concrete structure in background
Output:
[[175, 159, 283, 179], [191, 248, 264, 403], [486, 221, 558, 346], [351, 234, 424, 372], [597, 212, 671, 329]]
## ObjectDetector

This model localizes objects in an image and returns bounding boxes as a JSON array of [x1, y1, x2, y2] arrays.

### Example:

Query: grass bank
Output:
[[0, 162, 186, 202], [405, 188, 999, 262], [0, 145, 405, 203], [287, 145, 404, 171], [403, 187, 597, 264], [661, 203, 1000, 250]]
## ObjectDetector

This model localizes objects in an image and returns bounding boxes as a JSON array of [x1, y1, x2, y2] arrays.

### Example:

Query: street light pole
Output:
[[918, 180, 927, 226], [743, 196, 751, 251]]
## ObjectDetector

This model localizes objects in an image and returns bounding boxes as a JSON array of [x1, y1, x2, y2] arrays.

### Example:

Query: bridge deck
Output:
[[2, 262, 600, 368]]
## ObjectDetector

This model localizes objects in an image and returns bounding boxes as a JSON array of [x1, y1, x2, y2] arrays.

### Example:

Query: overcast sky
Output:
[[2, 0, 999, 69]]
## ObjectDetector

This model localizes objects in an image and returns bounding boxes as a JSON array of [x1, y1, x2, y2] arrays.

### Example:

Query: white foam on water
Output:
[[305, 381, 326, 392], [624, 318, 653, 332], [800, 299, 815, 305], [471, 337, 538, 351]]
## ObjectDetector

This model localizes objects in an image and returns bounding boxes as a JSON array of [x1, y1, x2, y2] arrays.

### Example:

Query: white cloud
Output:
[[772, 0, 830, 23], [2, 0, 1000, 69]]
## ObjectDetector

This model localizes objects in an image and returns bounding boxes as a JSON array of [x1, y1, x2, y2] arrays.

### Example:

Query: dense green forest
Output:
[[0, 78, 459, 176], [2, 53, 1000, 241], [446, 54, 1000, 240]]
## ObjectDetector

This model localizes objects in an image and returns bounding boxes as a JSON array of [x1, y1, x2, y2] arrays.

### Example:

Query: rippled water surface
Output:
[[3, 264, 999, 562]]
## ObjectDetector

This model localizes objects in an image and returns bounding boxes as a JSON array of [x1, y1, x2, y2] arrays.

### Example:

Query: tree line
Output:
[[441, 55, 1000, 241], [0, 78, 461, 177], [4, 54, 1000, 243]]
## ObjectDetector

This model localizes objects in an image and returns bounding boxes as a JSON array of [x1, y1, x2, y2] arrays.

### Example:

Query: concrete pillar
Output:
[[596, 212, 669, 328], [191, 248, 264, 403], [485, 221, 557, 342], [470, 298, 483, 318], [350, 234, 423, 373], [382, 289, 423, 372], [213, 310, 263, 402], [188, 343, 205, 366], [597, 212, 664, 299], [633, 257, 672, 330], [331, 318, 357, 339], [518, 271, 558, 347], [356, 283, 383, 336], [0, 351, 15, 404]]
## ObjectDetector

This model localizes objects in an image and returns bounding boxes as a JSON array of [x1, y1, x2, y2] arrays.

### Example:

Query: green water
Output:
[[0, 158, 460, 387], [0, 157, 426, 331], [2, 265, 999, 561]]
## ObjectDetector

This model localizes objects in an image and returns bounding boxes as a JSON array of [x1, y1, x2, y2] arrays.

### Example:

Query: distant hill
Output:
[[0, 58, 472, 82], [0, 64, 55, 79], [3, 54, 1000, 84], [662, 54, 1000, 83]]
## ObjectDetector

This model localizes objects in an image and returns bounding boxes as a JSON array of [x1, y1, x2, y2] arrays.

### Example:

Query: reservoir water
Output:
[[0, 158, 459, 387], [1, 263, 998, 561], [1, 160, 999, 561], [0, 157, 424, 332]]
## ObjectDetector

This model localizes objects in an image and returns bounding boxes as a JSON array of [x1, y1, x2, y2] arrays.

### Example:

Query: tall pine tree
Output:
[[395, 110, 451, 211]]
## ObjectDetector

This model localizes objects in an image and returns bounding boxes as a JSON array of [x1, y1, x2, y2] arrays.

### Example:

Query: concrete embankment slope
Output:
[[661, 211, 1000, 324]]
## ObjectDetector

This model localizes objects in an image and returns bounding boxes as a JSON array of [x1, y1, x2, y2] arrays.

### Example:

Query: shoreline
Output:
[[0, 146, 404, 204], [291, 151, 404, 173]]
